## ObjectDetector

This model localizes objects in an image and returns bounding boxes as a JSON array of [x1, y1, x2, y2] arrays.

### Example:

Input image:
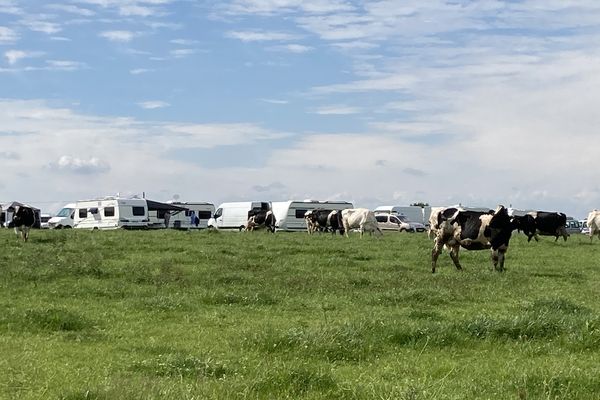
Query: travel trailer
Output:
[[47, 203, 76, 229], [151, 201, 215, 229], [73, 197, 149, 229], [208, 201, 271, 230], [1, 201, 41, 228], [272, 200, 354, 232]]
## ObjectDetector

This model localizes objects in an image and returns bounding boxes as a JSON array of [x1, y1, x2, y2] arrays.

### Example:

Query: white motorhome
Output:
[[163, 201, 215, 229], [48, 203, 76, 229], [74, 197, 149, 230], [272, 200, 354, 232], [208, 201, 271, 230]]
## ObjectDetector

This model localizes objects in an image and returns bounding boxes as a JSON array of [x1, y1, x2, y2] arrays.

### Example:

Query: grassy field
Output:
[[1, 228, 599, 399]]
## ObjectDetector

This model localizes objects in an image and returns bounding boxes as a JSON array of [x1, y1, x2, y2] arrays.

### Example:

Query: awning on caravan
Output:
[[146, 200, 188, 212]]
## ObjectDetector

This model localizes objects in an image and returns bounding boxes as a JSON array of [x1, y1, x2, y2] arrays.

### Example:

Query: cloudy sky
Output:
[[1, 0, 599, 218]]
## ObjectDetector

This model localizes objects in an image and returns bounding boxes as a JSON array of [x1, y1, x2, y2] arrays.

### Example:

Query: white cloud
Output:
[[46, 60, 86, 71], [130, 68, 152, 74], [138, 100, 169, 109], [170, 38, 198, 45], [260, 98, 289, 104], [226, 30, 300, 42], [0, 26, 19, 44], [50, 155, 110, 174], [20, 19, 61, 35], [4, 50, 44, 65], [269, 44, 313, 53], [311, 105, 361, 115], [99, 30, 136, 42], [46, 4, 95, 16], [170, 48, 196, 58]]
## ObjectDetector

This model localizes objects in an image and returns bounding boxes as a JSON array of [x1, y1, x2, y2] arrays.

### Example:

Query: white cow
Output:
[[341, 208, 382, 238], [587, 210, 600, 242]]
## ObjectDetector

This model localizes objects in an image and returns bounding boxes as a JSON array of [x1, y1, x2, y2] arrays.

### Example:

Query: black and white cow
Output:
[[11, 205, 36, 242], [513, 211, 569, 242], [246, 210, 276, 233], [304, 209, 345, 235], [431, 205, 515, 273]]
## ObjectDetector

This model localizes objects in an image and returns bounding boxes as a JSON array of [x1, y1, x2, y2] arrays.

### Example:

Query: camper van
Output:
[[73, 197, 149, 230], [208, 201, 270, 230], [48, 203, 76, 229], [163, 201, 215, 229], [272, 200, 354, 231]]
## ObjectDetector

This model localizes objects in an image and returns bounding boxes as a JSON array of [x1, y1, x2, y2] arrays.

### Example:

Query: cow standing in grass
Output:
[[431, 205, 516, 273], [341, 208, 382, 238], [587, 210, 600, 242], [246, 210, 276, 233], [513, 211, 569, 242], [11, 205, 35, 242], [304, 209, 345, 235]]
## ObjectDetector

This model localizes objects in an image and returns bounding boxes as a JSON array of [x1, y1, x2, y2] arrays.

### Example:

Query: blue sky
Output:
[[1, 0, 599, 218]]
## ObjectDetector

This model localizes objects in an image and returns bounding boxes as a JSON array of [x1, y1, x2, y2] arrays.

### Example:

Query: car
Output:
[[374, 213, 426, 232], [580, 220, 589, 235], [40, 213, 52, 229], [565, 218, 582, 235]]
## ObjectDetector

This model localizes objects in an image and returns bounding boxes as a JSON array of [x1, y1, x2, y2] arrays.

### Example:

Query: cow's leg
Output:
[[533, 233, 539, 242], [448, 245, 462, 270], [491, 246, 507, 271], [431, 237, 445, 273], [23, 227, 30, 242]]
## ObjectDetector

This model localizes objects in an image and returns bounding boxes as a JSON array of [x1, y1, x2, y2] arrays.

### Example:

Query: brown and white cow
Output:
[[587, 210, 600, 242], [341, 208, 382, 238], [431, 205, 516, 273]]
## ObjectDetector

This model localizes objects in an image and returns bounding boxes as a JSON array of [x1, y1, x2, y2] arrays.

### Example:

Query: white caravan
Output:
[[48, 203, 76, 229], [163, 201, 215, 229], [208, 201, 271, 230], [272, 200, 354, 231], [74, 197, 148, 229]]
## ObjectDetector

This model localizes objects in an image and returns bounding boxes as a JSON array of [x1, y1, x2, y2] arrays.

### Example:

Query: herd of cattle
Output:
[[5, 203, 600, 273]]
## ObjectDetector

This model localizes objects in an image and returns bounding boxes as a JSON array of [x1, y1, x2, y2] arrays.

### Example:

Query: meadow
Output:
[[1, 228, 599, 400]]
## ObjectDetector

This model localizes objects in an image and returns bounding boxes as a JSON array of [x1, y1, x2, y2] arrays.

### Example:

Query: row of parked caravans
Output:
[[42, 197, 432, 231]]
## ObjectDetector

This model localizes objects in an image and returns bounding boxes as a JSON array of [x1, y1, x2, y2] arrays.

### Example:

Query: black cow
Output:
[[11, 205, 36, 242], [304, 209, 345, 235], [513, 211, 568, 242], [246, 210, 276, 233], [431, 205, 515, 273]]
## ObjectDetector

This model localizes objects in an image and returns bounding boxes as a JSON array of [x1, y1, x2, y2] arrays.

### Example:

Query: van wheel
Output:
[[56, 225, 62, 229], [239, 225, 246, 231], [64, 226, 72, 229]]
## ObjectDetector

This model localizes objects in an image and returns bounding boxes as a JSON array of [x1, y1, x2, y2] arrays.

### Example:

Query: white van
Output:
[[164, 201, 215, 229], [272, 200, 354, 231], [208, 201, 270, 230], [74, 197, 148, 230], [374, 205, 431, 226], [48, 203, 76, 229]]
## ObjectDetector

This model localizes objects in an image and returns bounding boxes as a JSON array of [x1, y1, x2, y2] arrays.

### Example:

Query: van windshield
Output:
[[56, 208, 73, 217]]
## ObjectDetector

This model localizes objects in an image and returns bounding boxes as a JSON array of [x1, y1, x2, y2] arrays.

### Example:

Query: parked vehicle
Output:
[[375, 213, 413, 232], [74, 197, 149, 229], [565, 218, 582, 234], [40, 214, 52, 229], [161, 201, 215, 229], [580, 220, 589, 235], [48, 203, 76, 229], [374, 205, 431, 226], [208, 201, 271, 230], [271, 200, 353, 231], [1, 201, 41, 228]]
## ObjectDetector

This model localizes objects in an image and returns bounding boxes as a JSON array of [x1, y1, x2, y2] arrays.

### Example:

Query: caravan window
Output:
[[295, 209, 308, 219], [89, 207, 99, 214], [197, 210, 212, 219], [132, 206, 145, 216], [79, 209, 87, 218], [104, 207, 115, 217]]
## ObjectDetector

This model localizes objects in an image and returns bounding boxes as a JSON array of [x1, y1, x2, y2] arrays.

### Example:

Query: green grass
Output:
[[0, 229, 599, 399]]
